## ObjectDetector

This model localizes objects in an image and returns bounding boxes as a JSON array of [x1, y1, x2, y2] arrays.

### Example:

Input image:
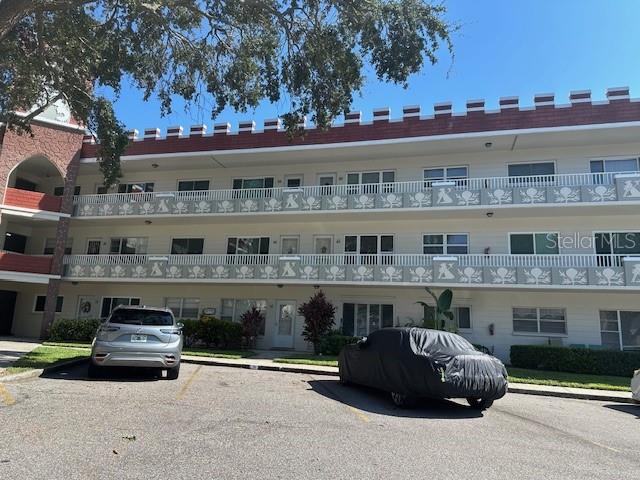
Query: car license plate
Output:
[[131, 334, 147, 343]]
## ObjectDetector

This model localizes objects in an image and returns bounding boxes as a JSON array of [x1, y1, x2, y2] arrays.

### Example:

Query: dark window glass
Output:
[[381, 305, 394, 328], [54, 187, 64, 197], [35, 296, 63, 312], [590, 160, 604, 174], [342, 303, 355, 336], [227, 238, 237, 254], [109, 308, 173, 326], [380, 236, 394, 252], [171, 238, 204, 255], [510, 234, 534, 254], [178, 180, 210, 191], [344, 236, 357, 253], [508, 162, 555, 177], [259, 237, 270, 255], [457, 307, 471, 329]]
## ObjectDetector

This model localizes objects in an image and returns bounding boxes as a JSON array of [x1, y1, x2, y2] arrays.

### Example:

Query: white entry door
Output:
[[274, 301, 296, 349]]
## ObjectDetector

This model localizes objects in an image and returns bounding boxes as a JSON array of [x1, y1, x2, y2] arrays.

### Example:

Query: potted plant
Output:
[[416, 287, 456, 331]]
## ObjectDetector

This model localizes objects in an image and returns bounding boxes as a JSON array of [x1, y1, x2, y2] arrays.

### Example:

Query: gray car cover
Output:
[[339, 327, 508, 400]]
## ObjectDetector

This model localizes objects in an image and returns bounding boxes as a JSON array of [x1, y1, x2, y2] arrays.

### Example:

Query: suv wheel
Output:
[[166, 364, 180, 380]]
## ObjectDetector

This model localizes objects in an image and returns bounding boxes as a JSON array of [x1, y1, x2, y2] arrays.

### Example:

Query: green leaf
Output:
[[437, 289, 453, 311]]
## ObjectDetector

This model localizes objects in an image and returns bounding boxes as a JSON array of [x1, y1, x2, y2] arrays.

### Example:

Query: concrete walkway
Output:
[[0, 337, 42, 370], [180, 353, 636, 404]]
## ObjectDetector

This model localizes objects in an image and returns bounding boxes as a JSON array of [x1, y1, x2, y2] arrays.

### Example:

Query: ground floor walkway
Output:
[[0, 337, 41, 370]]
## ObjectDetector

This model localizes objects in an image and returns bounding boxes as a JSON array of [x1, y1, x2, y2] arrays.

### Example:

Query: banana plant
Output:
[[416, 287, 455, 331]]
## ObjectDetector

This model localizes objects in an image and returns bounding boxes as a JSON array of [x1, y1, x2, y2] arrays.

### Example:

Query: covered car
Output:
[[338, 327, 508, 409], [632, 369, 640, 403]]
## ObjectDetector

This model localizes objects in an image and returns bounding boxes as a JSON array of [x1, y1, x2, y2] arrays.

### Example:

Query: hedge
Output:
[[179, 317, 242, 349], [510, 345, 640, 378], [48, 318, 101, 342], [320, 332, 360, 355]]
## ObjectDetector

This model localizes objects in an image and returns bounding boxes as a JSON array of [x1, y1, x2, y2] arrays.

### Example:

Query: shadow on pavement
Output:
[[603, 403, 640, 419], [308, 378, 484, 419], [41, 361, 163, 383]]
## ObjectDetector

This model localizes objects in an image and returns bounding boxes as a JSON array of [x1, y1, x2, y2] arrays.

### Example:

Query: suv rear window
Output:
[[109, 308, 174, 326]]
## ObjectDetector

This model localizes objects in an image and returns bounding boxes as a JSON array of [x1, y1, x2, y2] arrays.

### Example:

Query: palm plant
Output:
[[416, 287, 455, 331]]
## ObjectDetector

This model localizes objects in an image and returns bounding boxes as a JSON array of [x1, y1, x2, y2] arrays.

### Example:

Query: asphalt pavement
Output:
[[1, 362, 638, 480]]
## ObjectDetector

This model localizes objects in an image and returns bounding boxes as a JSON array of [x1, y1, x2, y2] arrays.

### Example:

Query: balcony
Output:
[[3, 187, 62, 213], [0, 251, 53, 275], [72, 172, 640, 219], [62, 253, 640, 290]]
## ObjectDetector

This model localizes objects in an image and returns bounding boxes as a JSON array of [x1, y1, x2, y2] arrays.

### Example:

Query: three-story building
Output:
[[2, 88, 640, 359]]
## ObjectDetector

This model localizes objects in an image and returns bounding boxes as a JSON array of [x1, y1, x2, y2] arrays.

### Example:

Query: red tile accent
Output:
[[3, 187, 62, 212], [0, 252, 52, 275], [81, 96, 640, 158]]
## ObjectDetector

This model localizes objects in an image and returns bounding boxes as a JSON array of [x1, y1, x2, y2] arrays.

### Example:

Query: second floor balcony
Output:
[[72, 171, 640, 219], [62, 253, 640, 290]]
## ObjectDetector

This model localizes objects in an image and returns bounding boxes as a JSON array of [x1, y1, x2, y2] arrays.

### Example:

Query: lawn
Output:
[[273, 355, 338, 367], [44, 341, 255, 360], [270, 355, 631, 391], [3, 345, 90, 375]]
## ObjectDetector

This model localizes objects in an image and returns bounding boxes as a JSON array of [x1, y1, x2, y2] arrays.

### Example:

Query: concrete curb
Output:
[[181, 357, 635, 404], [0, 357, 88, 384], [182, 357, 338, 377], [507, 385, 632, 404]]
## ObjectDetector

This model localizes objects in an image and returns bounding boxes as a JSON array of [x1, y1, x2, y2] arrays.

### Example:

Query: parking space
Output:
[[1, 362, 639, 479]]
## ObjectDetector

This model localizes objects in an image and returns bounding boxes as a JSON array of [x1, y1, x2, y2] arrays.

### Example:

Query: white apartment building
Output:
[[1, 88, 640, 360]]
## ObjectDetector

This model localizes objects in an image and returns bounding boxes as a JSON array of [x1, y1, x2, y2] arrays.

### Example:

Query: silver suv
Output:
[[89, 305, 183, 379]]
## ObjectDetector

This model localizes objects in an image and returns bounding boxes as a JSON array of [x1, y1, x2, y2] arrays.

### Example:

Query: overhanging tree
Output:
[[0, 0, 455, 186]]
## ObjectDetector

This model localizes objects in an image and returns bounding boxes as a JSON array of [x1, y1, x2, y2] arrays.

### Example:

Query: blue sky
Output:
[[105, 0, 640, 131]]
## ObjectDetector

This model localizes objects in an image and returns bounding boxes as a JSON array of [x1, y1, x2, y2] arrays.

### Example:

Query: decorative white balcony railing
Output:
[[63, 253, 640, 288], [72, 171, 640, 218]]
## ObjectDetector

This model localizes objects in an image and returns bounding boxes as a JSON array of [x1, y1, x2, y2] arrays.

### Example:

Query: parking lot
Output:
[[1, 362, 639, 480]]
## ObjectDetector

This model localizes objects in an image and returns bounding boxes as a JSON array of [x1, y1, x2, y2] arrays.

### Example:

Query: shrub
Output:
[[198, 317, 243, 349], [320, 331, 359, 355], [48, 318, 101, 342], [240, 307, 265, 348], [510, 345, 640, 378], [298, 290, 336, 354], [179, 319, 201, 347]]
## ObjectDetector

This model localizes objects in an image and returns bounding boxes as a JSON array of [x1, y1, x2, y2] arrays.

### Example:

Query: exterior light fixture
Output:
[[484, 142, 493, 148], [151, 163, 159, 168], [144, 220, 152, 225], [486, 212, 494, 218]]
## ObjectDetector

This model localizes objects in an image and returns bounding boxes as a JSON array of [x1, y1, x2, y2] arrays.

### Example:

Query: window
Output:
[[86, 239, 101, 255], [227, 237, 270, 255], [424, 166, 468, 186], [44, 237, 73, 255], [423, 234, 468, 255], [53, 186, 81, 196], [280, 236, 299, 255], [508, 162, 555, 177], [117, 182, 154, 193], [600, 310, 640, 350], [285, 176, 303, 188], [317, 174, 336, 195], [109, 237, 148, 254], [221, 299, 267, 335], [96, 185, 109, 194], [455, 306, 472, 330], [513, 307, 566, 335], [342, 303, 394, 336], [595, 232, 640, 256], [232, 177, 274, 190], [165, 298, 200, 318], [346, 171, 395, 193], [171, 238, 204, 255], [178, 180, 210, 191], [34, 295, 63, 313], [344, 235, 393, 264], [590, 158, 639, 174], [100, 297, 141, 318], [510, 233, 559, 255]]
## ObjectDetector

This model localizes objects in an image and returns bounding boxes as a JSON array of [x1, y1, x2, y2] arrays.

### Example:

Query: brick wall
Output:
[[3, 187, 62, 212], [0, 252, 52, 275]]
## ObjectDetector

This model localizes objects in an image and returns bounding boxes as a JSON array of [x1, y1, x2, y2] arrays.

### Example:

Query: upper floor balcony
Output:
[[0, 251, 55, 284], [62, 253, 640, 290], [3, 187, 62, 213], [72, 171, 640, 220]]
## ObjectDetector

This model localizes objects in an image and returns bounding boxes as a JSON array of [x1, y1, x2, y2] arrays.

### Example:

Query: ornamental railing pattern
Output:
[[72, 172, 640, 218], [63, 253, 640, 288]]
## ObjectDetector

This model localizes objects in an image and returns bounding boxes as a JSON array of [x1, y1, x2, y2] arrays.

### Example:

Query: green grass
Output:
[[4, 345, 90, 375], [43, 341, 92, 348], [181, 348, 255, 359], [273, 355, 338, 367], [507, 367, 631, 392]]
